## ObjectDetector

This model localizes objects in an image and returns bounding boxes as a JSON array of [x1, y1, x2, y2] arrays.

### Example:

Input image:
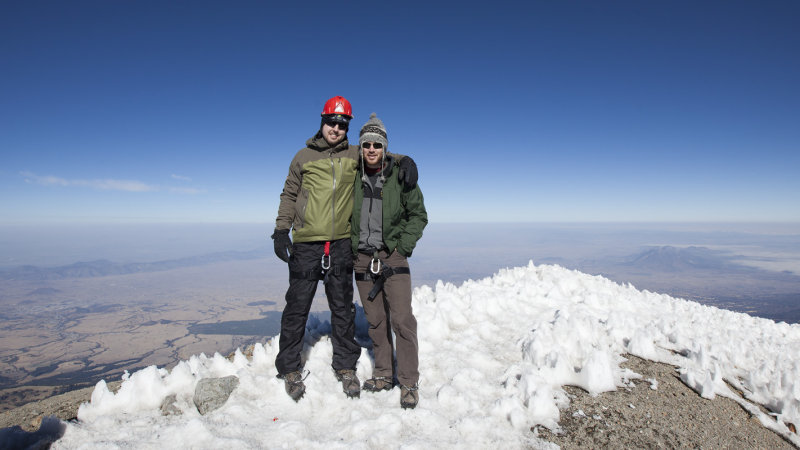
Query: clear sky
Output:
[[2, 0, 798, 225]]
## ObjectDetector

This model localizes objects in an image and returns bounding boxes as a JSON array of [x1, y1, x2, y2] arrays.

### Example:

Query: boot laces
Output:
[[286, 369, 309, 386], [338, 369, 356, 381]]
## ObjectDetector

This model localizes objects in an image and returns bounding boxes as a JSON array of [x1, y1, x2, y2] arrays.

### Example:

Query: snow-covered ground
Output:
[[47, 263, 800, 448]]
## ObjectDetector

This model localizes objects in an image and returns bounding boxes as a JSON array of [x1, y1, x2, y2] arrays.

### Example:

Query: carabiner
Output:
[[370, 256, 381, 275], [321, 241, 331, 270]]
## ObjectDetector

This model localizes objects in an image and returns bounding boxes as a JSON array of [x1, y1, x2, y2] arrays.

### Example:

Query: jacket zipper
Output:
[[330, 153, 336, 241], [367, 177, 374, 246]]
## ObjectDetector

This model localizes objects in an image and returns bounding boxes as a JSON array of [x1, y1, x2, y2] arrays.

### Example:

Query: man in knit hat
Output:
[[351, 113, 427, 409], [271, 98, 418, 402]]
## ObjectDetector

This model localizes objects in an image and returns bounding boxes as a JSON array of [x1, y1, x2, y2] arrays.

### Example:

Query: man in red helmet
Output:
[[271, 96, 417, 401]]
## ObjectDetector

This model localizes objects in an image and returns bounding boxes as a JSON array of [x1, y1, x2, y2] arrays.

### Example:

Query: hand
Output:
[[397, 156, 418, 189], [271, 229, 292, 263]]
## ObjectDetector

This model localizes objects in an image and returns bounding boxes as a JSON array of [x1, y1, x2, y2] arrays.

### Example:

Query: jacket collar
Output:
[[306, 132, 350, 153]]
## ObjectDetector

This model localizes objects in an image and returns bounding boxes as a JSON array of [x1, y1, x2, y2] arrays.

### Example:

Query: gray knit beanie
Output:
[[359, 113, 388, 150]]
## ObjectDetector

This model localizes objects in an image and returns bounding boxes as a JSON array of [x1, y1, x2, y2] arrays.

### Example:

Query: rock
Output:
[[0, 416, 66, 450], [160, 394, 181, 416], [30, 414, 43, 430], [226, 342, 260, 361], [0, 381, 122, 432], [193, 376, 239, 415]]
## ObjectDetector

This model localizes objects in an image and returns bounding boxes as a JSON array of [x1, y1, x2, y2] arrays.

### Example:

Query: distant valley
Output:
[[0, 248, 268, 281], [2, 223, 800, 412], [0, 258, 297, 411]]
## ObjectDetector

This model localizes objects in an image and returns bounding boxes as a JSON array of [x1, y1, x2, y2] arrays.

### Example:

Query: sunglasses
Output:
[[361, 142, 383, 149], [323, 115, 349, 129]]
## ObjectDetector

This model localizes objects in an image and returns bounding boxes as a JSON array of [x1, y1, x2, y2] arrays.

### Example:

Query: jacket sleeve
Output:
[[396, 184, 428, 257], [275, 155, 302, 231], [350, 168, 364, 256]]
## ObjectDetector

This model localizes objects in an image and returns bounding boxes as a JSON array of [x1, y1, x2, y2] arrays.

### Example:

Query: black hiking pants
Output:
[[275, 238, 361, 375]]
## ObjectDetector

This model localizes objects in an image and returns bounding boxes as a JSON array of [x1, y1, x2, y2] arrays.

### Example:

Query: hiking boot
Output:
[[334, 369, 361, 398], [400, 384, 418, 409], [279, 370, 305, 402], [363, 376, 393, 392]]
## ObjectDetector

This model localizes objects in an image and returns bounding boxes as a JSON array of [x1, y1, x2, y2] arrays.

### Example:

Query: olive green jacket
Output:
[[350, 156, 428, 257], [275, 133, 410, 244], [275, 133, 360, 243]]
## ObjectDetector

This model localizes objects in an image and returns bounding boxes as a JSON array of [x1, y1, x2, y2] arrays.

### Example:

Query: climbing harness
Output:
[[290, 241, 344, 281], [355, 251, 410, 301]]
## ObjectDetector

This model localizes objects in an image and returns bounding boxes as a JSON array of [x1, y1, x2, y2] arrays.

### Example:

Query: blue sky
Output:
[[2, 0, 799, 225]]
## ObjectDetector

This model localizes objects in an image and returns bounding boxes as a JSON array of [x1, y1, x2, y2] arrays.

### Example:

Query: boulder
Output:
[[159, 394, 181, 416], [193, 376, 239, 415]]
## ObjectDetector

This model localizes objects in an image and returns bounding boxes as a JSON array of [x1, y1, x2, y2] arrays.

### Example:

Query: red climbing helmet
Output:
[[321, 96, 353, 118]]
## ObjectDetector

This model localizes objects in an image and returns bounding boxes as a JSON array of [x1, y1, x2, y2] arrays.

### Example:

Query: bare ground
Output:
[[536, 355, 797, 449]]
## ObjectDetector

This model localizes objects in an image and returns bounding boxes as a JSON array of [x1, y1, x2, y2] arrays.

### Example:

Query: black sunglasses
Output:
[[361, 142, 383, 149], [323, 115, 349, 129]]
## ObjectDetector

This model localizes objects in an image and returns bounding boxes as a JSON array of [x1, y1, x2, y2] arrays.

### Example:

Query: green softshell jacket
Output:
[[276, 133, 360, 243], [350, 156, 428, 257]]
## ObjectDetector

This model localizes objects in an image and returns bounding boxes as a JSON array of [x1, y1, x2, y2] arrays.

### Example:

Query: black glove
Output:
[[397, 156, 418, 189], [271, 229, 292, 263]]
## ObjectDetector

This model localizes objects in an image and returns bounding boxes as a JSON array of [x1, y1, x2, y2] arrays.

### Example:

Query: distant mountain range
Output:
[[0, 248, 269, 281], [622, 245, 748, 273], [572, 245, 800, 324], [2, 245, 792, 282]]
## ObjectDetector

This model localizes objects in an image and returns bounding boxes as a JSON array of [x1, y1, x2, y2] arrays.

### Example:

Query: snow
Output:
[[45, 262, 800, 448]]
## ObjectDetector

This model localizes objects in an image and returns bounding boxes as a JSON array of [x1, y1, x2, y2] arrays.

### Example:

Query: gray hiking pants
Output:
[[354, 250, 419, 386]]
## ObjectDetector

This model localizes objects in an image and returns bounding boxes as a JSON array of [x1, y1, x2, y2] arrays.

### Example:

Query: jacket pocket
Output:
[[390, 248, 410, 263], [294, 187, 309, 229]]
